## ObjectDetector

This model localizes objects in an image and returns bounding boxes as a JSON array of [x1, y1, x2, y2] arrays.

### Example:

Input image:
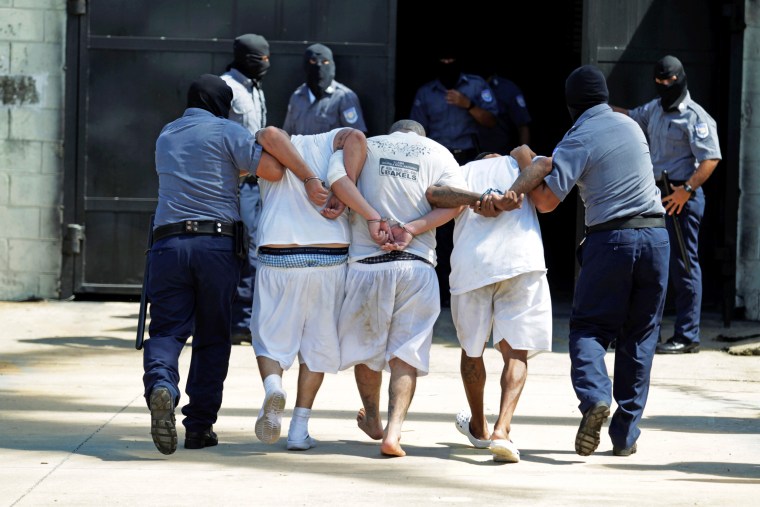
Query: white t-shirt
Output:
[[257, 128, 350, 247], [349, 131, 465, 264], [449, 156, 546, 295]]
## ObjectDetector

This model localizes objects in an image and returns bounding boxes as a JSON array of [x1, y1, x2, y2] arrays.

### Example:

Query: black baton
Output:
[[135, 214, 155, 350], [661, 171, 691, 276]]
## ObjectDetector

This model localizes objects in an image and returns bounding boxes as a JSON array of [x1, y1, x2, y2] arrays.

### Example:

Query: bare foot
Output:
[[356, 408, 383, 440], [380, 436, 406, 457]]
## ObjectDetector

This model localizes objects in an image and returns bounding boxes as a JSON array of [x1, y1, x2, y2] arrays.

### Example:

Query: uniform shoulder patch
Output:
[[695, 122, 709, 139], [480, 88, 494, 103], [343, 106, 359, 124], [516, 94, 527, 108]]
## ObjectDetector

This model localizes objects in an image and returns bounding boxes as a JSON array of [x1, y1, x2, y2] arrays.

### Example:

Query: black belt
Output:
[[357, 251, 432, 266], [153, 220, 235, 242], [586, 215, 665, 234]]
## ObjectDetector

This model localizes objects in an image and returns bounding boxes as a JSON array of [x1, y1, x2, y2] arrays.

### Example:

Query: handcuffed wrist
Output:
[[399, 222, 415, 237]]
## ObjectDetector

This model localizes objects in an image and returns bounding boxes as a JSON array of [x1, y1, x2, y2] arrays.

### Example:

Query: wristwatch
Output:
[[683, 183, 694, 193]]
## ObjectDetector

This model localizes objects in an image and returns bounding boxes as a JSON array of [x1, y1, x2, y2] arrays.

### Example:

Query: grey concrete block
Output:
[[739, 258, 760, 288], [3, 205, 40, 238], [745, 0, 760, 28], [0, 139, 42, 172], [0, 8, 44, 41], [13, 0, 65, 10], [745, 26, 760, 61], [0, 109, 9, 139], [0, 174, 8, 204], [43, 9, 65, 43], [8, 238, 58, 272], [739, 188, 760, 221], [0, 41, 9, 73], [10, 107, 61, 142], [38, 272, 59, 298], [41, 140, 63, 174], [0, 271, 37, 300], [9, 173, 60, 207], [11, 43, 62, 74], [39, 205, 61, 239], [0, 238, 7, 269], [40, 73, 63, 108], [739, 225, 760, 260]]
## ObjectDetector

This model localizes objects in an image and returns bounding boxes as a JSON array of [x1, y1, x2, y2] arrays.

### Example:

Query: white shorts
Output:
[[451, 270, 552, 358], [251, 263, 346, 373], [338, 261, 440, 376]]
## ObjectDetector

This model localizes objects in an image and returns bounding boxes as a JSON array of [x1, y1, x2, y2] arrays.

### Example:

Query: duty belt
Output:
[[585, 215, 665, 234], [153, 220, 236, 242]]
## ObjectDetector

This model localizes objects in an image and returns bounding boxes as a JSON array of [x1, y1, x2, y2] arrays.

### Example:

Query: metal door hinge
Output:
[[64, 224, 85, 255], [67, 0, 86, 16]]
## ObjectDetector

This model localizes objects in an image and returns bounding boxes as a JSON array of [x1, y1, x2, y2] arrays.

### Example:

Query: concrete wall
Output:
[[739, 0, 760, 319], [0, 0, 65, 300]]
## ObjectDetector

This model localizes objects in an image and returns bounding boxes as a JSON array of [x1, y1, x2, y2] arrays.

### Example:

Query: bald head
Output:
[[389, 119, 425, 137]]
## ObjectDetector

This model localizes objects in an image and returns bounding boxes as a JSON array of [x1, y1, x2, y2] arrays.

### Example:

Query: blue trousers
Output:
[[231, 181, 260, 334], [142, 234, 241, 432], [570, 227, 669, 449], [666, 188, 705, 344]]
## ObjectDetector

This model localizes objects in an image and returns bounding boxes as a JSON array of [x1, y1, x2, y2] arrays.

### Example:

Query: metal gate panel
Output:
[[582, 0, 741, 321], [63, 0, 396, 296]]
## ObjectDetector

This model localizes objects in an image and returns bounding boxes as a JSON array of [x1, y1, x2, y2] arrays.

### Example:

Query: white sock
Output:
[[288, 406, 311, 441], [263, 374, 283, 395]]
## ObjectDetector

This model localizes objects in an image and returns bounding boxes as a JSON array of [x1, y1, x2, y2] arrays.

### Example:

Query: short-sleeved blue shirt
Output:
[[410, 73, 498, 151], [545, 104, 665, 227], [477, 75, 532, 154], [220, 68, 267, 134], [628, 92, 721, 181], [154, 108, 262, 228], [282, 80, 367, 135]]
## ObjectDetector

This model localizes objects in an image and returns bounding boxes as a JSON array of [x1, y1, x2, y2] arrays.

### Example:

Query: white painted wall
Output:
[[0, 0, 65, 300]]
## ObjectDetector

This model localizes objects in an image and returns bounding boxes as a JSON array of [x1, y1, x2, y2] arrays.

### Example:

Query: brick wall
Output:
[[0, 0, 65, 300], [739, 0, 760, 319]]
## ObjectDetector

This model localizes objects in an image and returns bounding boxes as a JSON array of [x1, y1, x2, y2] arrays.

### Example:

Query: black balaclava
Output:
[[435, 49, 462, 90], [229, 33, 270, 83], [304, 43, 335, 99], [565, 65, 609, 122], [654, 55, 688, 111], [187, 74, 233, 118]]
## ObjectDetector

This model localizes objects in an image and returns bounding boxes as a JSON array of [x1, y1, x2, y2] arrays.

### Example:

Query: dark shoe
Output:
[[185, 427, 218, 449], [575, 401, 610, 456], [613, 442, 637, 456], [231, 330, 252, 345], [149, 387, 177, 455], [656, 337, 700, 354]]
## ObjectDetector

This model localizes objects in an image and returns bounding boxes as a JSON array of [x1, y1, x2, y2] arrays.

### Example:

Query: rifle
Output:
[[135, 214, 155, 350], [661, 171, 691, 276]]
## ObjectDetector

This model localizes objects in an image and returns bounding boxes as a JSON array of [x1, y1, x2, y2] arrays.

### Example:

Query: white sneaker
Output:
[[255, 388, 286, 444], [286, 435, 316, 451], [490, 439, 520, 463]]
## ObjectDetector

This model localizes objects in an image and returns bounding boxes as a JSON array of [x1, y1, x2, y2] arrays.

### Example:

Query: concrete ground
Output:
[[1, 299, 758, 506]]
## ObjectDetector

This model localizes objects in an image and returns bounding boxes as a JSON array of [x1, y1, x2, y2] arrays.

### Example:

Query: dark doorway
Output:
[[395, 1, 584, 301]]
